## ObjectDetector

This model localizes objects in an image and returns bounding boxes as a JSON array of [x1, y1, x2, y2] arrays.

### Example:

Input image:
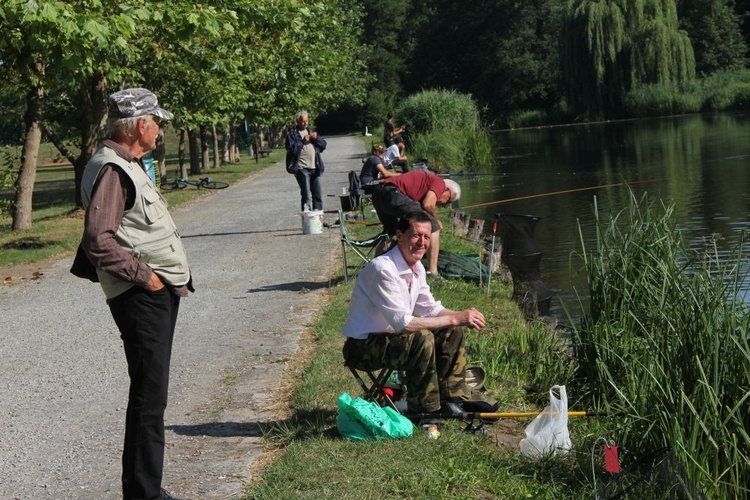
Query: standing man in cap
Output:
[[79, 88, 192, 500]]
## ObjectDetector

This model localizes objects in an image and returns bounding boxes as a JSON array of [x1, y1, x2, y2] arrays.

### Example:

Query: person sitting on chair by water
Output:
[[342, 213, 486, 422], [383, 136, 409, 173], [371, 170, 460, 276], [359, 143, 400, 188]]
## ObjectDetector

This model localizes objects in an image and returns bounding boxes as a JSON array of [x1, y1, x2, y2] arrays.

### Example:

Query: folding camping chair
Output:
[[339, 209, 391, 283], [343, 170, 368, 218], [344, 360, 399, 411]]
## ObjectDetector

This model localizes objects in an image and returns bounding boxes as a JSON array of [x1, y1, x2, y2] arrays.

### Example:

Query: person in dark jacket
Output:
[[285, 111, 327, 211]]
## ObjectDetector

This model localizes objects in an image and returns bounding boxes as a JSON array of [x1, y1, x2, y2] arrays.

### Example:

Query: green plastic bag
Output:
[[336, 392, 414, 441]]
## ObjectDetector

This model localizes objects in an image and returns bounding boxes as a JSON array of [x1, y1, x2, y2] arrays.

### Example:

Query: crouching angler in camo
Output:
[[75, 88, 192, 500], [342, 212, 486, 419]]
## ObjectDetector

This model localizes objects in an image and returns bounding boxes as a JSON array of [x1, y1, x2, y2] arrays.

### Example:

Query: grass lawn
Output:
[[0, 142, 283, 271], [244, 212, 599, 499]]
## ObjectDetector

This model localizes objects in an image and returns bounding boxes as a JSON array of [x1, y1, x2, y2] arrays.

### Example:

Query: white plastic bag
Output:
[[520, 385, 572, 458]]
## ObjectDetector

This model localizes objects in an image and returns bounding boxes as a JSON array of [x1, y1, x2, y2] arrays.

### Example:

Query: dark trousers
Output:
[[295, 168, 323, 211], [343, 327, 467, 413], [371, 184, 441, 236], [391, 158, 409, 173], [109, 286, 180, 500]]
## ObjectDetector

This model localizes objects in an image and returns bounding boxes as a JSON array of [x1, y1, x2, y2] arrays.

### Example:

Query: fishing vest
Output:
[[82, 145, 190, 299]]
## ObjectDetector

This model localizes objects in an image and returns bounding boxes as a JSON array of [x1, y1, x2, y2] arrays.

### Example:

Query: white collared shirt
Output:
[[342, 246, 444, 339], [383, 144, 400, 167]]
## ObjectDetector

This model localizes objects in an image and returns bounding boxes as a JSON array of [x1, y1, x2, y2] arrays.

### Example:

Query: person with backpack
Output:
[[285, 111, 327, 211]]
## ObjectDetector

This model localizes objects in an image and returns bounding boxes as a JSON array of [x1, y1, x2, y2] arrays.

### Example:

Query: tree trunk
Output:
[[189, 128, 201, 175], [74, 75, 108, 207], [154, 132, 167, 184], [199, 124, 209, 171], [178, 128, 187, 178], [227, 118, 237, 163], [12, 75, 44, 231], [212, 123, 220, 169]]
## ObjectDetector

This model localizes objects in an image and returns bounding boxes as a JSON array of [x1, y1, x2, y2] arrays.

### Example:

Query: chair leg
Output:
[[341, 239, 350, 283], [347, 366, 399, 412]]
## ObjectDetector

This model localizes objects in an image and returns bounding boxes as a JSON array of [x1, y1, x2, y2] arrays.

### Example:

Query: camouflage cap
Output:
[[107, 88, 174, 120]]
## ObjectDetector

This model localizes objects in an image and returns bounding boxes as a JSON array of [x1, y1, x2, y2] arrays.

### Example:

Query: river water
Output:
[[458, 113, 750, 321]]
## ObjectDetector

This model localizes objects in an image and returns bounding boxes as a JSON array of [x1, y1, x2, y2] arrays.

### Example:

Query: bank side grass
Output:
[[0, 145, 282, 269], [245, 212, 598, 499], [572, 192, 750, 498]]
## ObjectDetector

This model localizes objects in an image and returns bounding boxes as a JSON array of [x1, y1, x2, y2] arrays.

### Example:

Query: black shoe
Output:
[[160, 488, 184, 500], [440, 399, 466, 417]]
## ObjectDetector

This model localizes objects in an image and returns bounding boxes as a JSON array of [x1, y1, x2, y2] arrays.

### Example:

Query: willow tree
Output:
[[563, 0, 695, 117]]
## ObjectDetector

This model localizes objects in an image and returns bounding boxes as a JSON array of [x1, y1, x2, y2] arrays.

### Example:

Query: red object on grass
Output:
[[604, 445, 620, 473]]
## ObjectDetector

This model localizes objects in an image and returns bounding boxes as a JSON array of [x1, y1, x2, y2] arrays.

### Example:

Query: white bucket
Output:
[[300, 210, 324, 234]]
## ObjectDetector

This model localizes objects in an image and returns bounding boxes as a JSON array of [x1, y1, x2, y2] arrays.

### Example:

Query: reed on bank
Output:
[[572, 192, 750, 498], [393, 89, 495, 171]]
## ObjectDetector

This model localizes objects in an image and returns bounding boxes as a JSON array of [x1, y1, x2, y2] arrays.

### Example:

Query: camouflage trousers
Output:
[[343, 327, 468, 413]]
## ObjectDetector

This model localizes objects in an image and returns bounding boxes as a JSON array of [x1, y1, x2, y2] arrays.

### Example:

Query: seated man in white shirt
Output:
[[383, 135, 409, 173], [342, 212, 486, 420]]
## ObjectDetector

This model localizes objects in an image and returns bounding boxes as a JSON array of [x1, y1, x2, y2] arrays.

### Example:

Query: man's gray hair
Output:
[[106, 116, 142, 140], [294, 111, 309, 123], [444, 178, 461, 201]]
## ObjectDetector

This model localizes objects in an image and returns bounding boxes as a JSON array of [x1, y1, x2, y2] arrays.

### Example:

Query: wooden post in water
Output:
[[467, 218, 484, 241], [451, 211, 471, 238]]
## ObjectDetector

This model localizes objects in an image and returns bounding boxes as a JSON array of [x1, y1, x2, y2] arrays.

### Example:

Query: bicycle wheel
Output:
[[162, 180, 186, 191], [202, 180, 229, 189]]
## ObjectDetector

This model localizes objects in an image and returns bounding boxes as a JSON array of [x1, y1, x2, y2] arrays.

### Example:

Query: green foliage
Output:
[[623, 83, 703, 116], [623, 70, 750, 116], [678, 0, 748, 75], [563, 0, 696, 118], [405, 0, 564, 125], [573, 191, 750, 497], [0, 148, 19, 218], [395, 89, 494, 170]]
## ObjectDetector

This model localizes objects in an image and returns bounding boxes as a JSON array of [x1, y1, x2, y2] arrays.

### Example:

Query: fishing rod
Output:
[[410, 409, 606, 421], [460, 179, 659, 211]]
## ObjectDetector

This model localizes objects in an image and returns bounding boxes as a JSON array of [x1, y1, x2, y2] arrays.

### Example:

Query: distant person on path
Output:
[[383, 112, 406, 147], [359, 143, 400, 187], [285, 111, 327, 211], [342, 212, 485, 419], [371, 170, 460, 276], [383, 135, 409, 173], [79, 88, 192, 500]]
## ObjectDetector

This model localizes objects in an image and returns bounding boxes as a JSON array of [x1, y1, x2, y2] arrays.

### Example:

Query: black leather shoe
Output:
[[160, 488, 184, 500], [440, 399, 466, 417]]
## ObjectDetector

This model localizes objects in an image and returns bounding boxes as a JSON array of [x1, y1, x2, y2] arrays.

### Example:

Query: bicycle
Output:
[[163, 176, 229, 190]]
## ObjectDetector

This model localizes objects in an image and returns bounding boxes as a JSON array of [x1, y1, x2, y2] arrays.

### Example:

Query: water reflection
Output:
[[462, 114, 750, 321]]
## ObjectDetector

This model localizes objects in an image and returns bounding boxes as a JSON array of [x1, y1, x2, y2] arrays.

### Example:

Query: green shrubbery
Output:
[[395, 89, 494, 171], [572, 192, 750, 498], [507, 70, 750, 127]]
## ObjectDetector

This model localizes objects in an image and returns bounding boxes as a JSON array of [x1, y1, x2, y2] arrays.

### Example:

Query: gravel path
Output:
[[0, 135, 362, 499]]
